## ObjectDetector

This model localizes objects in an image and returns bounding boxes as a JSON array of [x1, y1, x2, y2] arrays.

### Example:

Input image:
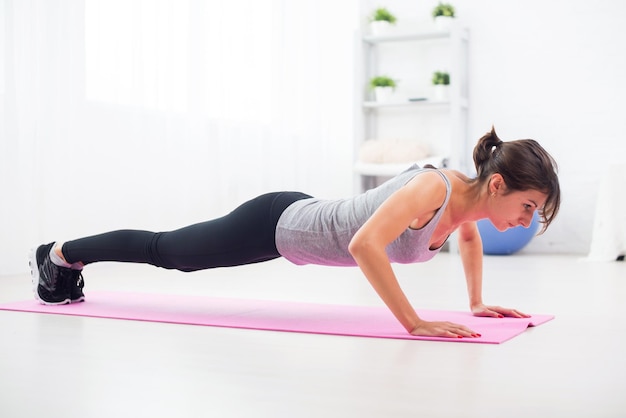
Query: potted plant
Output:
[[369, 8, 397, 36], [431, 71, 450, 101], [432, 2, 455, 30], [370, 75, 397, 102]]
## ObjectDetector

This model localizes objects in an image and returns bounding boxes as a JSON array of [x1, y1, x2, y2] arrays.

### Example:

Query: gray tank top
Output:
[[275, 165, 451, 266]]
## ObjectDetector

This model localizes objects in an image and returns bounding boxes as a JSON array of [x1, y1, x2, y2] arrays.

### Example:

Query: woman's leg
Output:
[[61, 192, 312, 272]]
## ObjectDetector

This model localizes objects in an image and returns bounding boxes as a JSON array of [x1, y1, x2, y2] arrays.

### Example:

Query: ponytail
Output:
[[473, 126, 503, 178]]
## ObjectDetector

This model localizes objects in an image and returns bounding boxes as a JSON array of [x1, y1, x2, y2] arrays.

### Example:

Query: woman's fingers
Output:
[[489, 306, 531, 318], [411, 321, 481, 338], [473, 305, 531, 319], [447, 322, 481, 338], [507, 308, 530, 318], [473, 306, 503, 318]]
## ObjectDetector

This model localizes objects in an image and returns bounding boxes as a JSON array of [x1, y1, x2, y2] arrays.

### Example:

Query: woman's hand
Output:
[[410, 320, 481, 338], [471, 303, 530, 318]]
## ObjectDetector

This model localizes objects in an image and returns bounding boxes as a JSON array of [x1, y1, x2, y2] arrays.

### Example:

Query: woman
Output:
[[30, 127, 560, 338]]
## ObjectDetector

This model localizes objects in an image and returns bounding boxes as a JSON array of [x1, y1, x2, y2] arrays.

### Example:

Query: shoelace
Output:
[[40, 257, 64, 291], [74, 271, 84, 289]]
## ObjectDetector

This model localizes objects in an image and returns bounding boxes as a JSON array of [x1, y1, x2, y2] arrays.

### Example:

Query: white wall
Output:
[[359, 0, 626, 254]]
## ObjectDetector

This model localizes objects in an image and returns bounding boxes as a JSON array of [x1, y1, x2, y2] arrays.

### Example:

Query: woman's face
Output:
[[489, 188, 547, 232]]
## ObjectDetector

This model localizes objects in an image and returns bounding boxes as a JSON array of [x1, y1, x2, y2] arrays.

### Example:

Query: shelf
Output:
[[363, 30, 451, 44], [363, 97, 468, 110], [364, 100, 447, 109], [354, 156, 448, 177], [355, 23, 470, 192]]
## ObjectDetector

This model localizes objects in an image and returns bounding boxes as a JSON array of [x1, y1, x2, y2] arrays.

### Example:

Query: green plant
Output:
[[432, 3, 455, 18], [369, 76, 397, 89], [370, 8, 397, 24], [432, 71, 450, 85]]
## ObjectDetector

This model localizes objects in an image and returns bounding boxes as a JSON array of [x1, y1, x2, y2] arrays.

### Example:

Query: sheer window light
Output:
[[201, 0, 272, 125], [85, 0, 189, 112]]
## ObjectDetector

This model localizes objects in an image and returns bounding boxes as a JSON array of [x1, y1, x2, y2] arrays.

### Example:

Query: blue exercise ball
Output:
[[477, 212, 540, 255]]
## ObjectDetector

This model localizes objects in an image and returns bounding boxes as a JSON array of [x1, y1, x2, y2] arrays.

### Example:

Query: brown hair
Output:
[[473, 127, 560, 233]]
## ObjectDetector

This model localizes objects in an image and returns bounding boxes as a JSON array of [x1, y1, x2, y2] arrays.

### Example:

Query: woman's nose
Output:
[[519, 213, 532, 228]]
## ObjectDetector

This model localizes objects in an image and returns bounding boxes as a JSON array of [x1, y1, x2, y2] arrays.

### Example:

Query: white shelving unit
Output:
[[354, 25, 470, 192]]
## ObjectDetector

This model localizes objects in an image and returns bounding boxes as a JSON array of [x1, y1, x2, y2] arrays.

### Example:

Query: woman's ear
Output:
[[489, 173, 506, 195]]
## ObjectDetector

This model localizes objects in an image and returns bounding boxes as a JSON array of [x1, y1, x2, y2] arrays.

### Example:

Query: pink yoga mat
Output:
[[0, 291, 553, 344]]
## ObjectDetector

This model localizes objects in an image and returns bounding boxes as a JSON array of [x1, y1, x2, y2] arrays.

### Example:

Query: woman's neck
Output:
[[441, 170, 489, 227]]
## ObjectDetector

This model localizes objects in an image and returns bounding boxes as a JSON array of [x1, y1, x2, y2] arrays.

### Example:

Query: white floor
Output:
[[0, 253, 625, 418]]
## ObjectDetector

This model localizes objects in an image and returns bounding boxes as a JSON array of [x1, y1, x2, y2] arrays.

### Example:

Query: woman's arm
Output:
[[457, 221, 484, 309], [458, 221, 530, 318], [349, 172, 478, 338]]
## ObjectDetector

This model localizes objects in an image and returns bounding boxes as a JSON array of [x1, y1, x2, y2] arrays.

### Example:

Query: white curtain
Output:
[[0, 0, 358, 274]]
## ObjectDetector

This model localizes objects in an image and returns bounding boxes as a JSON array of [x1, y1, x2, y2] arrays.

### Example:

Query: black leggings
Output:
[[62, 192, 312, 272]]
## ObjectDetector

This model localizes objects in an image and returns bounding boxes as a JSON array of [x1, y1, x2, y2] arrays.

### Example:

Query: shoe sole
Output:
[[71, 294, 86, 303], [29, 247, 71, 306]]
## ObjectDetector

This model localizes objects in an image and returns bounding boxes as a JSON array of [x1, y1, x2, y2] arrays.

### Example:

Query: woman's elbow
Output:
[[348, 236, 371, 259], [458, 231, 483, 253], [348, 237, 361, 258]]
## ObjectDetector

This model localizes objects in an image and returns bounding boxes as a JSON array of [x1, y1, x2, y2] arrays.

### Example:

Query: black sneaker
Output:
[[70, 269, 85, 303], [29, 243, 72, 305]]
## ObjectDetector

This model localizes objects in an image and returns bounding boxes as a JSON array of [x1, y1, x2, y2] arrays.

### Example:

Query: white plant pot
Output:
[[374, 86, 394, 103], [432, 85, 449, 102], [370, 20, 391, 36], [434, 16, 454, 31]]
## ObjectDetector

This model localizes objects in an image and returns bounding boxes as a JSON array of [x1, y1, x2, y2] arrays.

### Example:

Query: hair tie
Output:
[[491, 140, 504, 155]]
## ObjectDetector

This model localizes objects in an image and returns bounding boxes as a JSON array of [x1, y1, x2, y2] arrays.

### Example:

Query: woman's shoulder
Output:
[[406, 167, 456, 191], [442, 168, 471, 181], [435, 168, 475, 192], [398, 169, 449, 211]]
